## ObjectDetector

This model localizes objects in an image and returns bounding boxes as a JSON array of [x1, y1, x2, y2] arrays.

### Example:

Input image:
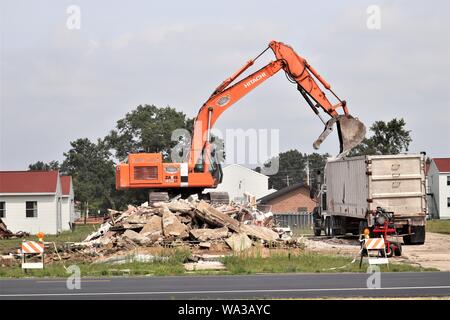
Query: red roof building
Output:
[[433, 158, 450, 173], [427, 158, 450, 219], [0, 171, 59, 194], [0, 171, 75, 234], [60, 175, 72, 196]]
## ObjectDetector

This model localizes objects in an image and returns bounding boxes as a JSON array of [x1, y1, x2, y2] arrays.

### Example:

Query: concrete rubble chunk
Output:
[[122, 222, 145, 230], [162, 208, 189, 238], [184, 260, 226, 271], [84, 222, 111, 242], [240, 224, 279, 242], [167, 201, 192, 214], [194, 200, 240, 232], [190, 226, 229, 242], [140, 215, 162, 236], [199, 242, 211, 248], [123, 229, 151, 245], [225, 233, 253, 252]]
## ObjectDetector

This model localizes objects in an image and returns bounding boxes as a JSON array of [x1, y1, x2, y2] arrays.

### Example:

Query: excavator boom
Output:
[[116, 40, 366, 197]]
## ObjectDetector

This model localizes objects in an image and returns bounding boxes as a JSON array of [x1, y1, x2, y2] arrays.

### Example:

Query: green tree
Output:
[[61, 138, 118, 212], [28, 160, 60, 171], [349, 118, 412, 156], [256, 150, 329, 190], [106, 105, 194, 161]]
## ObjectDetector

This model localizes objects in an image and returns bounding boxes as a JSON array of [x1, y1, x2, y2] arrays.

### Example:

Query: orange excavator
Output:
[[116, 40, 366, 202]]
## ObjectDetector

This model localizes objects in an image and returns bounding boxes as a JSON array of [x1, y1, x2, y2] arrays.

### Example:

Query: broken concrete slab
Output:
[[194, 200, 240, 232], [162, 208, 189, 238], [225, 233, 253, 252], [199, 242, 211, 248], [140, 215, 162, 237], [84, 222, 111, 242], [184, 260, 226, 271], [167, 201, 193, 214], [189, 226, 229, 242], [123, 229, 151, 245], [240, 224, 279, 242]]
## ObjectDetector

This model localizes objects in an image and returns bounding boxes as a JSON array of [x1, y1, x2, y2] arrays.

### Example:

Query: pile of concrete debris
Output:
[[0, 218, 28, 239], [73, 199, 297, 256]]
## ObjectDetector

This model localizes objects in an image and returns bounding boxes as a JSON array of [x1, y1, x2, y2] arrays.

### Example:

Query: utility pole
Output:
[[306, 158, 310, 186], [286, 175, 290, 186]]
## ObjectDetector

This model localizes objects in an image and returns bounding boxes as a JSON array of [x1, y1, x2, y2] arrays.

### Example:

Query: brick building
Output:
[[257, 183, 316, 214]]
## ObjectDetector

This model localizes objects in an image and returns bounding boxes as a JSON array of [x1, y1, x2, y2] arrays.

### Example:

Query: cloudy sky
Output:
[[1, 0, 449, 170]]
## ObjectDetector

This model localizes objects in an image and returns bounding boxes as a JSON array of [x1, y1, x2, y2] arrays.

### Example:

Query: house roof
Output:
[[433, 158, 450, 173], [258, 182, 308, 203], [0, 171, 59, 194], [60, 176, 72, 196], [223, 164, 269, 179]]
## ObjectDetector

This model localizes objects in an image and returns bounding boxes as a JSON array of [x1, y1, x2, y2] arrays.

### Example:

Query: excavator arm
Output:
[[188, 40, 365, 171]]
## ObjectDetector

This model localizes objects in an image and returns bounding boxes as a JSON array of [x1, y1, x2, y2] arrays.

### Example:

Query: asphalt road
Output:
[[0, 272, 449, 299]]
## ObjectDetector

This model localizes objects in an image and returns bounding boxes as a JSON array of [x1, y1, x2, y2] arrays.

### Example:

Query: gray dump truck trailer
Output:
[[313, 154, 427, 244]]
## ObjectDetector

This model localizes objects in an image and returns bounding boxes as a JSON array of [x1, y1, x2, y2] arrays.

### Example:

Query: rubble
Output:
[[190, 226, 229, 242], [184, 260, 226, 271], [162, 208, 189, 239], [0, 218, 29, 239], [225, 233, 253, 252], [65, 197, 303, 262]]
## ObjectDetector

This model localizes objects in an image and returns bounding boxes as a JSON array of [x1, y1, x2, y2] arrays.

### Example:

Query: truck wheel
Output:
[[314, 227, 321, 236], [404, 226, 426, 245], [403, 235, 412, 245], [382, 245, 394, 258], [324, 217, 331, 236]]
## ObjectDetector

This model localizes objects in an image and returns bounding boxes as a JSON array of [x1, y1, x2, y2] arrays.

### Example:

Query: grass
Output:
[[0, 224, 99, 254], [426, 219, 450, 235], [0, 248, 435, 278], [0, 224, 438, 278], [221, 251, 437, 274], [0, 248, 190, 278]]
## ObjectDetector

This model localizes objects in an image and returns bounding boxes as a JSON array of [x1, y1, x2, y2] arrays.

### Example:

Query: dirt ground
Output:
[[301, 232, 450, 271]]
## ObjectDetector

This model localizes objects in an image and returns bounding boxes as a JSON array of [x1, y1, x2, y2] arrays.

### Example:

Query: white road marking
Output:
[[0, 285, 449, 297], [36, 280, 111, 283]]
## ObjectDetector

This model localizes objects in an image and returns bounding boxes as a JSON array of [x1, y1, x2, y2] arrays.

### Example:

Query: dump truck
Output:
[[313, 154, 427, 244]]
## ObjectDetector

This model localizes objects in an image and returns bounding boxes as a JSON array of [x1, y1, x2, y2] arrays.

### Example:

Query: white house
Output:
[[205, 164, 276, 203], [0, 171, 74, 234], [427, 158, 450, 219], [60, 176, 76, 231]]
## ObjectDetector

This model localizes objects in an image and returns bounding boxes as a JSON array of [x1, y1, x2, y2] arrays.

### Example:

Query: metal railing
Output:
[[273, 212, 313, 230]]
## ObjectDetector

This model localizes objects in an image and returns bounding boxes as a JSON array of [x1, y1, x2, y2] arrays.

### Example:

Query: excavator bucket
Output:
[[313, 115, 366, 157], [336, 115, 366, 155]]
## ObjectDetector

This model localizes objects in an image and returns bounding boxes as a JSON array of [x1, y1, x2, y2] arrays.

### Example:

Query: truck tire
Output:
[[385, 244, 394, 258], [403, 226, 426, 245], [312, 207, 322, 236], [324, 217, 332, 236], [314, 227, 321, 236]]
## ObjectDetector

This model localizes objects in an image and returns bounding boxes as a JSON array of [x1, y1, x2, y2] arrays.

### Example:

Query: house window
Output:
[[26, 201, 38, 218], [448, 197, 450, 208], [0, 202, 5, 218], [447, 176, 450, 186]]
